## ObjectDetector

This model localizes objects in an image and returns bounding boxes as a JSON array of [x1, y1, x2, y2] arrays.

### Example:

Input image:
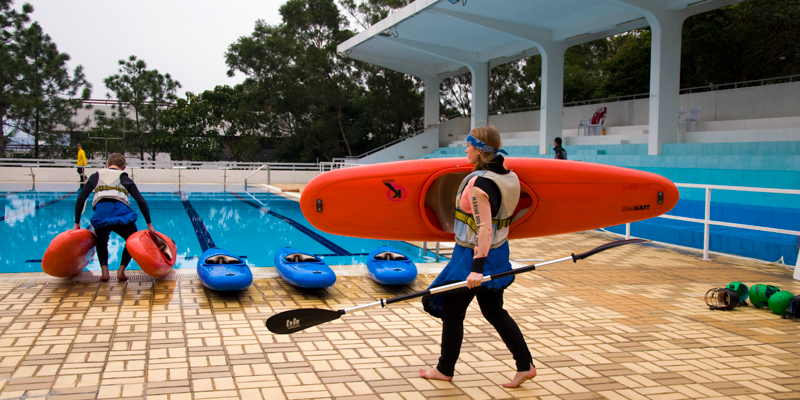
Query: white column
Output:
[[646, 11, 685, 155], [794, 247, 800, 280], [538, 42, 565, 155], [468, 62, 489, 129], [422, 76, 441, 129]]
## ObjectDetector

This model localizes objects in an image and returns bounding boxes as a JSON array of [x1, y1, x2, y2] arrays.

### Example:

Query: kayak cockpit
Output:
[[422, 171, 536, 233]]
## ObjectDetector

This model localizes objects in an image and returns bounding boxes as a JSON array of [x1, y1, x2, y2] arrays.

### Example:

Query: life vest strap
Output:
[[94, 185, 128, 195], [454, 210, 512, 233]]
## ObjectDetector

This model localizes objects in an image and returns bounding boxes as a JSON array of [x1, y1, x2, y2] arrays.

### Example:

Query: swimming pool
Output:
[[0, 186, 440, 273]]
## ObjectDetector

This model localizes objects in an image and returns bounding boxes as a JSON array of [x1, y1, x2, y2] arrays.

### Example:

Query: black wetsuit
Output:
[[436, 155, 533, 377], [75, 172, 152, 266]]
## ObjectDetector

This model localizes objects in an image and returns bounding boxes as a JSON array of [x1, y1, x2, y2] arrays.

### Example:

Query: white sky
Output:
[[20, 0, 284, 99]]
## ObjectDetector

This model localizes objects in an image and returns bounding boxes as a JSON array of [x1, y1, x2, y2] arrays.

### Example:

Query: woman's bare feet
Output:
[[503, 364, 537, 388], [419, 367, 452, 381], [117, 265, 129, 281], [100, 265, 110, 282]]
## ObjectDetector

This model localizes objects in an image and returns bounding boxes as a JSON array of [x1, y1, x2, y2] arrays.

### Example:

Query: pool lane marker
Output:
[[178, 192, 216, 252], [0, 191, 20, 198], [315, 253, 369, 257], [228, 192, 351, 257], [0, 191, 76, 222]]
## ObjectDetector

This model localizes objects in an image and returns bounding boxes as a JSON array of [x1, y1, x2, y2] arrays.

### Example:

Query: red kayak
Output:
[[300, 158, 679, 241], [42, 229, 96, 278], [126, 231, 177, 278]]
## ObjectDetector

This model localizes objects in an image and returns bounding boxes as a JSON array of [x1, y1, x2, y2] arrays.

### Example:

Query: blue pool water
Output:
[[0, 187, 441, 273]]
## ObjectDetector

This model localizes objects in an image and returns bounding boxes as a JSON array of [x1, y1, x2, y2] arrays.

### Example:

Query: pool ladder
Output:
[[422, 242, 454, 262]]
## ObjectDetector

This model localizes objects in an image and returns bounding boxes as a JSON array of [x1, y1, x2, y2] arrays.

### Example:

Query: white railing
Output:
[[0, 158, 325, 171], [241, 160, 359, 189], [244, 165, 269, 189], [354, 128, 428, 159], [319, 160, 360, 171], [620, 183, 800, 267]]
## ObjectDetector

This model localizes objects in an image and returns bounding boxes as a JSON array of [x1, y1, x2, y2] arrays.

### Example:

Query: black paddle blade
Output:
[[266, 308, 344, 334], [571, 238, 647, 262]]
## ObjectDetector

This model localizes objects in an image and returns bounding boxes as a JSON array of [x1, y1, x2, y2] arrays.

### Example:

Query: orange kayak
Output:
[[126, 231, 177, 278], [300, 158, 679, 242], [42, 229, 97, 278]]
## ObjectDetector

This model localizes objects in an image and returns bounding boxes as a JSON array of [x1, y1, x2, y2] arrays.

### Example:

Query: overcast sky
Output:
[[20, 0, 285, 99]]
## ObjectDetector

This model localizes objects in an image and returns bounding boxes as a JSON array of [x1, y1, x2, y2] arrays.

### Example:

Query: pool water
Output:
[[0, 189, 441, 273]]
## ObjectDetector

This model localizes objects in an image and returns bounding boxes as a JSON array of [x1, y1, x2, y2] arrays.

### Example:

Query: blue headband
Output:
[[467, 133, 508, 156]]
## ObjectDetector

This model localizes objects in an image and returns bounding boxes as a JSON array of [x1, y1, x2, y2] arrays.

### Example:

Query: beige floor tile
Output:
[[0, 231, 799, 399]]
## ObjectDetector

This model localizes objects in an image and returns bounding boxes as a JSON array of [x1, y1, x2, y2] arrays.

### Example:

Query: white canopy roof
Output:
[[338, 0, 736, 80]]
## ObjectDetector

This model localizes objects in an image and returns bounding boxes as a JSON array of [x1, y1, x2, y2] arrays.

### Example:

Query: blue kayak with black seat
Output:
[[367, 245, 418, 285], [274, 247, 336, 288], [197, 248, 253, 291]]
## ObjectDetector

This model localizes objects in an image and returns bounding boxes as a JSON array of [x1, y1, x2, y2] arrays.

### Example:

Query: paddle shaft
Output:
[[344, 238, 645, 314]]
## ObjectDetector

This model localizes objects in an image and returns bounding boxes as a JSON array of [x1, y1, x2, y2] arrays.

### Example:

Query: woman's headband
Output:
[[467, 133, 508, 156]]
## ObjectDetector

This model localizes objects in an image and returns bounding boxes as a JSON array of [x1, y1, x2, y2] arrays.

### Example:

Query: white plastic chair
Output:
[[679, 106, 701, 132], [578, 107, 607, 136]]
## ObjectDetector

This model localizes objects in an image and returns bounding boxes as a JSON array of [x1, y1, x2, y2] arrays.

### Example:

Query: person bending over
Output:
[[73, 153, 154, 281], [420, 126, 537, 388]]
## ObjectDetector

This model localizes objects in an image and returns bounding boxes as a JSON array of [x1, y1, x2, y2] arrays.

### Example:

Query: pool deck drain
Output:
[[0, 230, 798, 400]]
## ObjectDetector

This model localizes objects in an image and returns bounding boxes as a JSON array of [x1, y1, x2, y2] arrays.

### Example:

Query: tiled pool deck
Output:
[[0, 230, 798, 400]]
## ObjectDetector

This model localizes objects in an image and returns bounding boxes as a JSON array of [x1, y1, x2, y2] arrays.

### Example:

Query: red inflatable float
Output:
[[126, 231, 177, 278], [42, 229, 96, 278]]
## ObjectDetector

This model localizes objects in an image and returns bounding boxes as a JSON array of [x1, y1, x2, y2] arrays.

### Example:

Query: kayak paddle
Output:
[[266, 238, 647, 334]]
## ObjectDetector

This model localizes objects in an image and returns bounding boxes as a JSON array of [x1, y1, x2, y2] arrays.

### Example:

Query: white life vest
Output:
[[453, 170, 520, 249], [92, 169, 130, 207]]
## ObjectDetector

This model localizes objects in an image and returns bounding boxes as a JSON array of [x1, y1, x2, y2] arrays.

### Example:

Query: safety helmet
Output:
[[768, 291, 794, 315], [750, 284, 780, 308], [705, 288, 740, 311], [726, 282, 749, 303]]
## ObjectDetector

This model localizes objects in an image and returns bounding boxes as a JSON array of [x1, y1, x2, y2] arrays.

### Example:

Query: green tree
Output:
[[141, 69, 180, 161], [0, 0, 32, 157], [227, 0, 426, 162], [162, 85, 271, 162], [88, 103, 132, 159], [598, 30, 651, 97], [682, 0, 800, 87], [339, 0, 411, 29], [161, 92, 220, 162], [102, 55, 180, 161], [227, 0, 359, 162], [5, 2, 90, 158]]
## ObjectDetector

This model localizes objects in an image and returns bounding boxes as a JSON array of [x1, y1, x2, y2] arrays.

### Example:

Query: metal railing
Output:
[[353, 127, 429, 159], [79, 98, 175, 107], [422, 183, 799, 268], [244, 165, 269, 189], [0, 158, 324, 171], [241, 160, 359, 189], [679, 74, 800, 94], [319, 160, 360, 171], [620, 183, 800, 267], [460, 73, 800, 118]]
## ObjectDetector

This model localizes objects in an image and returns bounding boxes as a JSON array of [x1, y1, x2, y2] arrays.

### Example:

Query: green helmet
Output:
[[749, 284, 766, 308], [768, 291, 794, 315], [749, 284, 777, 308], [764, 285, 781, 300], [726, 282, 749, 302]]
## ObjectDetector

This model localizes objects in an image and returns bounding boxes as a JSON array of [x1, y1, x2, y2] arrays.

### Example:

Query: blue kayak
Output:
[[274, 247, 336, 288], [367, 246, 418, 285], [197, 248, 253, 291]]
